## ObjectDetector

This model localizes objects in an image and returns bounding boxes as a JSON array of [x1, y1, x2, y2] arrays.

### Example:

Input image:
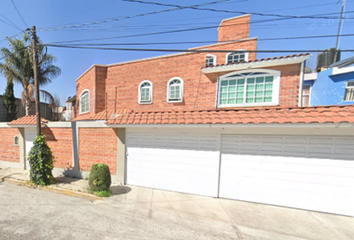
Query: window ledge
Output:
[[167, 100, 183, 103], [79, 111, 90, 115], [217, 103, 279, 108], [138, 102, 153, 105]]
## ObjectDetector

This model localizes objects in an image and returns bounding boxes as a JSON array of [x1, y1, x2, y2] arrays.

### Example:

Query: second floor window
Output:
[[226, 52, 248, 64], [80, 91, 89, 114], [167, 78, 183, 102], [302, 84, 311, 106], [344, 81, 354, 101], [206, 55, 216, 66], [218, 70, 280, 107], [139, 81, 153, 104]]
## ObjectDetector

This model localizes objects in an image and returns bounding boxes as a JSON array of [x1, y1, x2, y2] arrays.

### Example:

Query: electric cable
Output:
[[44, 44, 354, 53], [122, 0, 354, 20], [10, 0, 29, 28], [38, 0, 233, 32]]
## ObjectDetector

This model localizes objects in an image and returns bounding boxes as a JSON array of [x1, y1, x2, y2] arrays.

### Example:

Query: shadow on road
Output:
[[110, 186, 131, 195]]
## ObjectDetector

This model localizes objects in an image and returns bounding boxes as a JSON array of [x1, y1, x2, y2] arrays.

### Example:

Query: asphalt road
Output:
[[1, 181, 354, 240], [0, 182, 235, 240]]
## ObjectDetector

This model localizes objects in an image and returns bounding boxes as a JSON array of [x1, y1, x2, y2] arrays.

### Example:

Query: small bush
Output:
[[95, 189, 112, 197], [89, 163, 111, 193], [28, 134, 55, 186]]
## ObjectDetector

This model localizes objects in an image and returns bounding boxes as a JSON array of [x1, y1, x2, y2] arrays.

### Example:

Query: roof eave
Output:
[[106, 122, 354, 128], [202, 55, 311, 74]]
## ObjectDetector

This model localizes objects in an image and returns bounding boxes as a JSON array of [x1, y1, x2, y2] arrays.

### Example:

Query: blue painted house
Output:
[[303, 56, 354, 106]]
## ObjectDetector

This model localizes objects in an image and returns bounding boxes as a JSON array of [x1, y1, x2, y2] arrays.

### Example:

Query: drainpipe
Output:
[[298, 61, 305, 107]]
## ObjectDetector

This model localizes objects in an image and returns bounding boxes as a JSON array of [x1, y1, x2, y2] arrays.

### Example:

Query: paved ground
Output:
[[0, 179, 354, 240]]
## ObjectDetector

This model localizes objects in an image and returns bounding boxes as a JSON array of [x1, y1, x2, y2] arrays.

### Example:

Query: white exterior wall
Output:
[[125, 126, 354, 216]]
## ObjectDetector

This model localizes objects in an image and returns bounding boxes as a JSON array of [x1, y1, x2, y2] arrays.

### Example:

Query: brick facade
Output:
[[0, 128, 20, 163], [75, 14, 303, 119], [218, 15, 250, 42], [78, 128, 117, 175], [43, 127, 73, 169]]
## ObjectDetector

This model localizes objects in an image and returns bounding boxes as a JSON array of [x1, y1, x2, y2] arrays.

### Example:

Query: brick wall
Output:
[[218, 15, 250, 42], [0, 128, 20, 163], [76, 66, 100, 119], [75, 14, 303, 117], [78, 128, 117, 175], [76, 39, 259, 115], [43, 127, 73, 169]]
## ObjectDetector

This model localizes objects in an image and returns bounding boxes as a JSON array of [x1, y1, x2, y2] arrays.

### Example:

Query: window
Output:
[[302, 84, 311, 106], [167, 77, 183, 102], [79, 90, 90, 114], [344, 81, 354, 101], [226, 51, 248, 64], [206, 55, 216, 66], [13, 136, 19, 146], [218, 70, 280, 107], [139, 80, 153, 104]]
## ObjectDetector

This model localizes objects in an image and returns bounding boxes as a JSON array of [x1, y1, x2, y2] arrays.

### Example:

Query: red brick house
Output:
[[1, 15, 354, 217], [74, 14, 307, 119]]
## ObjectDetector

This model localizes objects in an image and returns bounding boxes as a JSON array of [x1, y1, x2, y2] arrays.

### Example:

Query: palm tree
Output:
[[0, 33, 61, 116]]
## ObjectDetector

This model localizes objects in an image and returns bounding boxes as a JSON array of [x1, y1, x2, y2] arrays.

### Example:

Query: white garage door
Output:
[[25, 128, 37, 170], [126, 132, 220, 197], [219, 135, 354, 216]]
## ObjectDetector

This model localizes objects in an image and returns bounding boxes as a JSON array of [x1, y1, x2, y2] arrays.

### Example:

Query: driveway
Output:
[[0, 181, 353, 240]]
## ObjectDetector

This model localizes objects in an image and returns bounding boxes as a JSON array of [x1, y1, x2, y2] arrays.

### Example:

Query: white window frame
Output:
[[225, 50, 249, 64], [13, 135, 19, 146], [138, 80, 153, 104], [217, 69, 281, 108], [206, 54, 216, 66], [344, 81, 354, 101], [79, 89, 90, 114], [302, 84, 311, 107], [167, 77, 184, 103]]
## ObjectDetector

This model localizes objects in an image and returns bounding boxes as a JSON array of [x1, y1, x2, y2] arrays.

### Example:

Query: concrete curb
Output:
[[0, 176, 102, 201]]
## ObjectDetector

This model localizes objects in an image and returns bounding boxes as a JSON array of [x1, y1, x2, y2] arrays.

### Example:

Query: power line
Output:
[[41, 17, 296, 44], [38, 0, 233, 32], [43, 10, 354, 45], [44, 44, 354, 53], [0, 12, 24, 32], [123, 0, 354, 20], [46, 33, 354, 46], [10, 0, 29, 28], [43, 0, 120, 27]]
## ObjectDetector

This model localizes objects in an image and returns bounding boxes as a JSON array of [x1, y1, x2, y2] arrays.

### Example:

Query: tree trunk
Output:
[[25, 98, 30, 116]]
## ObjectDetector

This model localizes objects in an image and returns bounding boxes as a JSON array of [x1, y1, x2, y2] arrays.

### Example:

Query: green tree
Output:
[[0, 33, 61, 116], [3, 80, 17, 121]]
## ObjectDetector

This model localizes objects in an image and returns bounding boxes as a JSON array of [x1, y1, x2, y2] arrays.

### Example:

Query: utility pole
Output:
[[31, 26, 41, 136], [334, 0, 346, 62]]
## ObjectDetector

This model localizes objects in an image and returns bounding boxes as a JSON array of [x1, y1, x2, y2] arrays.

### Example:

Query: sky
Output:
[[0, 0, 353, 106]]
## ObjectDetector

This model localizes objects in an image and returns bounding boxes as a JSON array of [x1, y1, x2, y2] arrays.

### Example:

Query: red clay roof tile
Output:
[[71, 109, 130, 121], [8, 115, 49, 125], [106, 105, 354, 126]]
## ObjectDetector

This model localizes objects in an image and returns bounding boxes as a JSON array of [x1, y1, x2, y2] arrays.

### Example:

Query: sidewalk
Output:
[[0, 167, 102, 200]]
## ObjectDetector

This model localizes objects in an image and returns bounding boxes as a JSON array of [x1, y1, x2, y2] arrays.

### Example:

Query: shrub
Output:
[[28, 134, 55, 185], [88, 163, 111, 193]]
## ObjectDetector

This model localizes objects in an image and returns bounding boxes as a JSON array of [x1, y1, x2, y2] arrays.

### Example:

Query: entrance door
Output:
[[25, 128, 37, 170]]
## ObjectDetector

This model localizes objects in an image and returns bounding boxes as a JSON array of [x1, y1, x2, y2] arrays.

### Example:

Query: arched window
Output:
[[167, 77, 183, 102], [226, 50, 249, 64], [218, 69, 280, 107], [139, 80, 153, 104], [79, 90, 90, 114], [13, 135, 19, 146], [206, 54, 216, 66]]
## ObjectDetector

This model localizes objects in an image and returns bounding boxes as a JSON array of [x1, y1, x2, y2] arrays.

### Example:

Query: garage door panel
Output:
[[127, 132, 219, 197], [220, 134, 354, 216]]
